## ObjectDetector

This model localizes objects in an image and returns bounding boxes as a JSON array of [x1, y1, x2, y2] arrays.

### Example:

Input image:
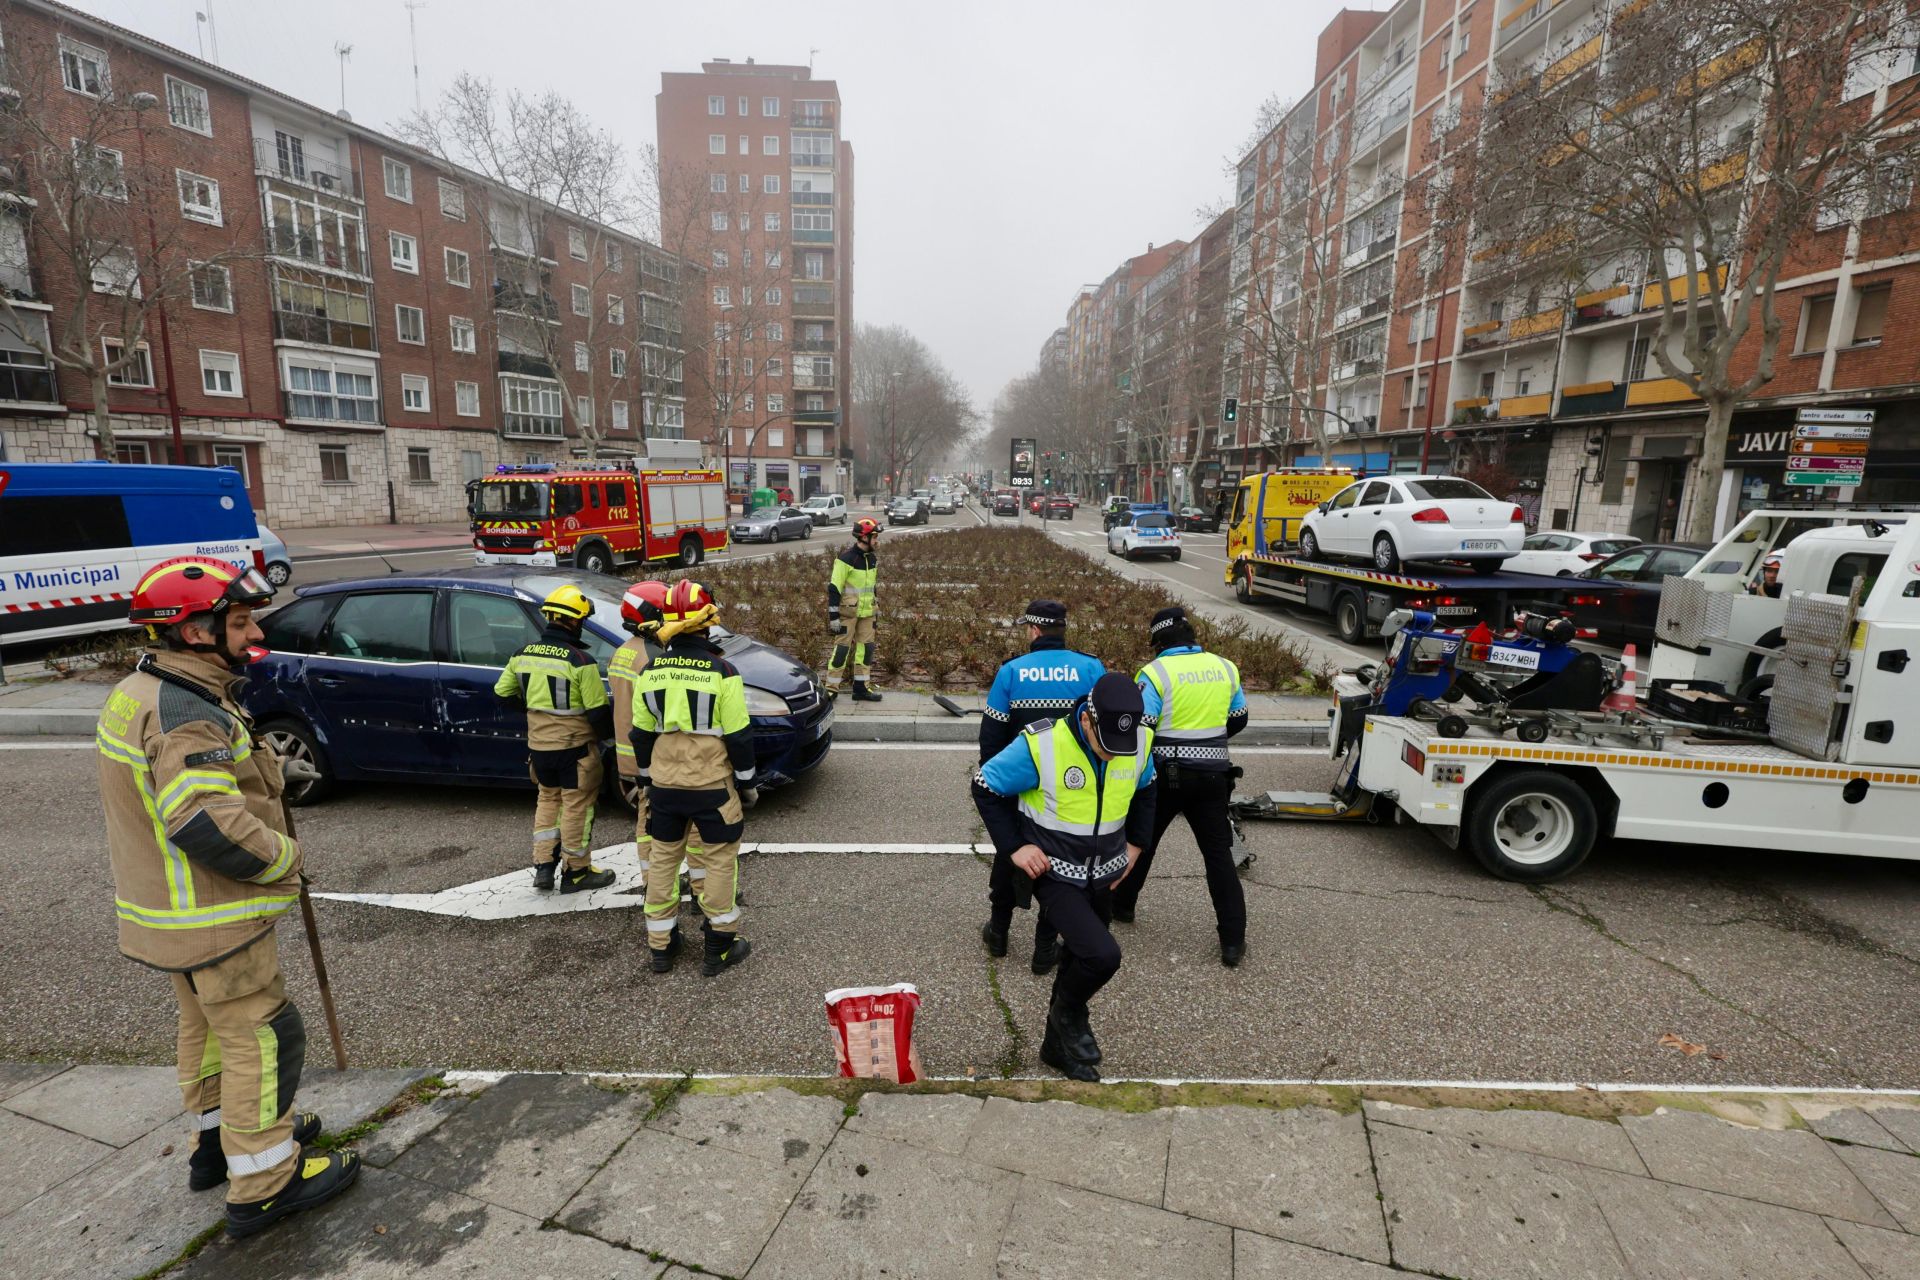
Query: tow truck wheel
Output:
[[1466, 770, 1597, 882], [678, 535, 703, 567], [1334, 592, 1366, 645], [1236, 565, 1256, 603]]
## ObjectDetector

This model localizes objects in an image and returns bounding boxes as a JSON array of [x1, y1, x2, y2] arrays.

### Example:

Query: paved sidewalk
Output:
[[281, 521, 472, 560], [3, 1067, 1918, 1279]]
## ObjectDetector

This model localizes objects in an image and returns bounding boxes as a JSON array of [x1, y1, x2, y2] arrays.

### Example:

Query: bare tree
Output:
[[854, 323, 974, 496], [1463, 0, 1920, 541]]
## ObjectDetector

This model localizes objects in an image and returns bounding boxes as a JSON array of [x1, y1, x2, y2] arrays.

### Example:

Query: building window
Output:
[[389, 231, 418, 273], [113, 441, 152, 464], [450, 316, 476, 353], [611, 400, 630, 431], [708, 95, 725, 115], [711, 211, 729, 231], [1798, 295, 1836, 352], [213, 444, 248, 479], [767, 393, 784, 413], [765, 427, 783, 447], [1849, 286, 1890, 345], [606, 295, 625, 324], [610, 348, 627, 377], [763, 96, 780, 116], [437, 178, 466, 219], [176, 170, 221, 224], [59, 37, 109, 96], [274, 130, 306, 180], [568, 227, 587, 260], [766, 249, 782, 269], [605, 241, 623, 271], [444, 246, 470, 286], [765, 212, 781, 232], [383, 157, 412, 202], [575, 395, 593, 428], [199, 350, 242, 397], [501, 374, 564, 437], [571, 283, 590, 316], [190, 262, 232, 312], [401, 373, 430, 412], [767, 319, 783, 339], [455, 380, 480, 417], [764, 174, 781, 195], [573, 341, 590, 372], [406, 447, 433, 481], [75, 142, 126, 201], [712, 249, 729, 268], [764, 288, 783, 307], [766, 357, 784, 377], [395, 304, 425, 344], [286, 358, 380, 423], [794, 211, 833, 232], [763, 135, 781, 156], [738, 96, 749, 115], [803, 252, 825, 279], [710, 172, 727, 193], [319, 444, 351, 483], [165, 76, 211, 135], [739, 135, 749, 155], [714, 286, 733, 307], [1625, 334, 1652, 381], [103, 338, 153, 387], [708, 133, 726, 154]]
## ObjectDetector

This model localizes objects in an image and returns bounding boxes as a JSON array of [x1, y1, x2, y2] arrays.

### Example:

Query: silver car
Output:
[[731, 506, 816, 543]]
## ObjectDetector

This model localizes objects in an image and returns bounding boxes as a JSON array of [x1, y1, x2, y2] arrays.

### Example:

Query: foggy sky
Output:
[[74, 0, 1368, 417]]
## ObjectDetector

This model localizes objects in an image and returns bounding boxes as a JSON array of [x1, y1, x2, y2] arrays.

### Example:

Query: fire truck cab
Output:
[[468, 463, 730, 572]]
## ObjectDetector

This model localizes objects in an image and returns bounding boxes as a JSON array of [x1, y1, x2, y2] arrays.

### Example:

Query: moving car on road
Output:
[[992, 492, 1020, 517], [732, 505, 816, 543], [801, 493, 849, 526], [1176, 506, 1220, 533], [244, 567, 832, 806], [1044, 496, 1074, 521], [258, 524, 294, 586], [1107, 509, 1182, 561], [887, 495, 930, 526], [931, 489, 958, 514], [1298, 475, 1525, 574], [1502, 531, 1641, 577]]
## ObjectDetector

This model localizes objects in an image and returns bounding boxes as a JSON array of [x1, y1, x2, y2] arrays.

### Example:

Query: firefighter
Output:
[[100, 556, 357, 1238], [494, 584, 616, 893], [1110, 606, 1250, 966], [973, 674, 1157, 1082], [611, 580, 710, 901], [978, 600, 1105, 975], [631, 580, 757, 976], [827, 517, 884, 702]]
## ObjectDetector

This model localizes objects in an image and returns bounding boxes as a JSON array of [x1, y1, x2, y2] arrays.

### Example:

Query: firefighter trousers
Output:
[[529, 747, 602, 868], [633, 785, 704, 894], [828, 613, 876, 684], [643, 785, 745, 950], [169, 932, 304, 1203]]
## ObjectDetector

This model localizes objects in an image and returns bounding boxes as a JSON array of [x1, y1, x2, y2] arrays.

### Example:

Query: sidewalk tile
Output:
[[1807, 1108, 1915, 1155], [0, 1063, 68, 1102], [1621, 1110, 1898, 1227], [1371, 1122, 1629, 1280], [996, 1178, 1231, 1280], [1164, 1105, 1388, 1263], [386, 1073, 647, 1221], [647, 1085, 844, 1168], [557, 1129, 804, 1278], [1584, 1167, 1872, 1280], [962, 1097, 1172, 1206], [357, 1091, 474, 1168], [0, 1065, 181, 1147], [749, 1131, 1017, 1280], [1832, 1143, 1920, 1231], [171, 1166, 661, 1279], [1827, 1218, 1920, 1280], [0, 1110, 114, 1217], [1233, 1231, 1401, 1279], [845, 1091, 982, 1155], [1364, 1101, 1648, 1175], [1866, 1108, 1920, 1153], [298, 1067, 431, 1135]]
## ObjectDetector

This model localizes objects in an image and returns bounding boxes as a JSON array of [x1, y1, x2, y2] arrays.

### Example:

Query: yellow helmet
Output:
[[540, 583, 594, 624]]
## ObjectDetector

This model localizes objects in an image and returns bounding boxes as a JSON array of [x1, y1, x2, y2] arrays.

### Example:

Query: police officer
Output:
[[494, 584, 616, 893], [101, 556, 357, 1238], [631, 580, 757, 976], [978, 600, 1105, 975], [828, 517, 884, 702], [974, 673, 1157, 1082], [1111, 606, 1250, 966]]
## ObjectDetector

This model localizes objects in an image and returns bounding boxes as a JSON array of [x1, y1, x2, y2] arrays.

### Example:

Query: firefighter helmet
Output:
[[129, 556, 274, 631], [661, 579, 719, 631], [621, 580, 670, 635], [539, 584, 595, 625], [853, 517, 881, 541]]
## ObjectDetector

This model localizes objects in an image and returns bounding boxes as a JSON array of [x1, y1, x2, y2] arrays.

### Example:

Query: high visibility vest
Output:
[[631, 649, 750, 738], [1138, 649, 1240, 766], [607, 636, 650, 772], [1016, 717, 1153, 883], [829, 549, 879, 619], [494, 629, 605, 751]]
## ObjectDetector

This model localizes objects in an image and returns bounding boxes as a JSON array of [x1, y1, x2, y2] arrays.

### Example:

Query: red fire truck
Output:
[[468, 463, 731, 572]]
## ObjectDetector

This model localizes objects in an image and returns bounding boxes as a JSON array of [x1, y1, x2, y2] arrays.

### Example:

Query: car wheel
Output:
[[1235, 564, 1256, 603], [1333, 592, 1366, 644], [1299, 528, 1321, 561], [1741, 627, 1784, 690], [802, 521, 813, 539], [1465, 769, 1598, 882], [266, 560, 293, 588], [260, 719, 333, 806], [1556, 569, 1574, 577], [1470, 559, 1502, 577], [1170, 551, 1182, 562], [613, 772, 642, 813], [575, 542, 614, 575], [1737, 674, 1774, 705], [1372, 534, 1401, 573]]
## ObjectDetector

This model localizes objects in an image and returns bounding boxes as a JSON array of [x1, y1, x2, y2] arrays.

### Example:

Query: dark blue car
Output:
[[243, 567, 832, 806]]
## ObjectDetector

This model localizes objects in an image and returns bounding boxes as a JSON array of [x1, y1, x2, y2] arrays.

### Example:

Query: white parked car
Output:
[[1107, 509, 1182, 561], [1503, 531, 1641, 577], [801, 493, 848, 526], [1298, 475, 1524, 575]]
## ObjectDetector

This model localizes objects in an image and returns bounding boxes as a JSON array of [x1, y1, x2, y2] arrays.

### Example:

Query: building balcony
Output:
[[1461, 319, 1505, 352], [793, 409, 838, 427], [793, 374, 836, 391], [791, 105, 837, 128], [1572, 284, 1638, 325], [1331, 357, 1383, 382], [253, 138, 361, 200], [497, 350, 554, 379], [0, 361, 59, 407], [1508, 307, 1564, 340], [489, 235, 556, 263], [792, 442, 836, 459], [1641, 263, 1728, 311], [791, 191, 833, 206], [791, 229, 834, 245], [791, 292, 836, 318], [503, 413, 565, 440], [281, 391, 382, 427], [492, 283, 561, 322], [1624, 376, 1700, 407], [790, 152, 835, 170], [639, 323, 682, 348], [1559, 380, 1627, 415], [273, 310, 375, 351], [266, 228, 368, 276], [792, 338, 835, 353], [1503, 391, 1553, 417]]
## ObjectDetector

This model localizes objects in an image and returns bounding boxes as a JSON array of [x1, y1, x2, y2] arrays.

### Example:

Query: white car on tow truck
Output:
[[1298, 475, 1526, 574]]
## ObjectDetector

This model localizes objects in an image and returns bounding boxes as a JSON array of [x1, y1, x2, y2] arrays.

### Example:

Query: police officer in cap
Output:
[[974, 673, 1157, 1082], [1111, 606, 1250, 965], [977, 600, 1104, 974]]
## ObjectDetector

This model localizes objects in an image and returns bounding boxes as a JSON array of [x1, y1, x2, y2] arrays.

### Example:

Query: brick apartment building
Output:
[[656, 59, 856, 500], [0, 0, 702, 528], [1060, 1, 1920, 541]]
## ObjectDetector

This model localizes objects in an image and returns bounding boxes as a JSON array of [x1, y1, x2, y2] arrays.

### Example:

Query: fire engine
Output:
[[467, 463, 730, 572]]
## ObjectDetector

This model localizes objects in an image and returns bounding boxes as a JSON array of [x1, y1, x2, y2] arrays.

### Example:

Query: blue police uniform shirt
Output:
[[979, 636, 1106, 762]]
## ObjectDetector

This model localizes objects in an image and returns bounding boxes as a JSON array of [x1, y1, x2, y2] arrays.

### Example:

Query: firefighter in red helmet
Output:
[[827, 517, 883, 702]]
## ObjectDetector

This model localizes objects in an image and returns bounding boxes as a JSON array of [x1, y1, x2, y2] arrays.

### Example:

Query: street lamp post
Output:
[[127, 92, 187, 467]]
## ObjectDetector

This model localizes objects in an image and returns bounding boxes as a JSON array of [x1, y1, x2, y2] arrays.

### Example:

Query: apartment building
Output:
[[656, 59, 856, 499], [0, 0, 698, 528]]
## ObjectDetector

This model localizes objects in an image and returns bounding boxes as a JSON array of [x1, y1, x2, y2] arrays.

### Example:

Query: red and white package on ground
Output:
[[825, 984, 923, 1084]]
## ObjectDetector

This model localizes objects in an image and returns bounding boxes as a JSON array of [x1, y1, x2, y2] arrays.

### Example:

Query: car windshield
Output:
[[471, 481, 547, 518], [1135, 513, 1173, 529], [803, 496, 831, 508], [1403, 478, 1493, 501]]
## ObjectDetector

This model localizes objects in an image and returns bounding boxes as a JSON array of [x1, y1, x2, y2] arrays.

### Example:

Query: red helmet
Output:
[[853, 517, 881, 541], [661, 579, 718, 630], [129, 556, 273, 630], [621, 580, 670, 634]]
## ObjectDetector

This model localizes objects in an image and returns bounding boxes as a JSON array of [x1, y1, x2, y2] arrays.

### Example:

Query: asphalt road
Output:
[[8, 737, 1917, 1087]]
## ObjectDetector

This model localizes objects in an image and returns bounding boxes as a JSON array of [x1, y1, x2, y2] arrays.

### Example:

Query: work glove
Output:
[[828, 618, 847, 636], [282, 758, 322, 784], [739, 784, 761, 810]]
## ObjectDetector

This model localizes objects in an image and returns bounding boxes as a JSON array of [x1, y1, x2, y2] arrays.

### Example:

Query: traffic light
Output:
[[1223, 397, 1238, 423]]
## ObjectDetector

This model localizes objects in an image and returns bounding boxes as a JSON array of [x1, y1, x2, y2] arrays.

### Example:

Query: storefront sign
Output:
[[1733, 427, 1792, 460]]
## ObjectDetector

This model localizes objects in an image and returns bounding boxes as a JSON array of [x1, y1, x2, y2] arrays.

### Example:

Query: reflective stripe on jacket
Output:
[[1137, 646, 1247, 770], [827, 548, 878, 620], [974, 714, 1156, 883], [979, 638, 1105, 762], [608, 635, 652, 775], [98, 650, 301, 972], [493, 624, 608, 752], [630, 634, 757, 790]]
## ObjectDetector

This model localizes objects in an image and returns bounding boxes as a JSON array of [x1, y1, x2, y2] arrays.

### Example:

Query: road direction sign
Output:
[[1786, 457, 1867, 475], [1790, 439, 1870, 457], [1796, 408, 1875, 425], [1784, 472, 1861, 487], [1793, 423, 1873, 441]]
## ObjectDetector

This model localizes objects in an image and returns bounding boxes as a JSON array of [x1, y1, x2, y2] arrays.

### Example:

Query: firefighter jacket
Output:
[[980, 636, 1106, 762], [493, 622, 612, 753], [97, 649, 301, 972], [1136, 645, 1248, 772], [973, 707, 1157, 886], [629, 632, 757, 802], [827, 547, 879, 623], [607, 634, 654, 777]]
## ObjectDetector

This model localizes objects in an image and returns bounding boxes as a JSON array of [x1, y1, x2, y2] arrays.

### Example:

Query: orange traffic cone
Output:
[[1603, 643, 1639, 711]]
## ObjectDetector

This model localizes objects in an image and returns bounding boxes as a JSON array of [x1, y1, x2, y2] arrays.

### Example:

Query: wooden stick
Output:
[[280, 798, 348, 1070]]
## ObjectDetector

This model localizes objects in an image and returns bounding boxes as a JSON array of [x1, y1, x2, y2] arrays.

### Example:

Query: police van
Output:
[[0, 462, 264, 644]]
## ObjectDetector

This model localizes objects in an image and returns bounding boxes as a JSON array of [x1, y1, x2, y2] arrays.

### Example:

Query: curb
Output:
[[290, 542, 473, 563], [0, 707, 100, 737]]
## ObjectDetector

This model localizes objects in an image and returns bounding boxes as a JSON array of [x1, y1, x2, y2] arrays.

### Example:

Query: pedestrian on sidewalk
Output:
[[1110, 606, 1250, 966], [99, 556, 358, 1238], [977, 600, 1105, 975], [827, 518, 884, 702], [973, 673, 1157, 1082]]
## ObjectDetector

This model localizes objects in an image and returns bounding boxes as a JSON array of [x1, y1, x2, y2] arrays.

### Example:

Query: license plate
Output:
[[1461, 539, 1504, 551], [1435, 605, 1475, 616], [814, 707, 834, 739]]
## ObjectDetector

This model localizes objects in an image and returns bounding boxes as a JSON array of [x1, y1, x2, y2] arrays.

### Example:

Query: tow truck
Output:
[[1223, 469, 1621, 644], [1236, 506, 1920, 881]]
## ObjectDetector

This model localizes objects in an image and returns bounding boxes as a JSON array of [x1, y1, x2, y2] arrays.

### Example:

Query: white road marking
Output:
[[0, 740, 94, 749], [831, 741, 1327, 755]]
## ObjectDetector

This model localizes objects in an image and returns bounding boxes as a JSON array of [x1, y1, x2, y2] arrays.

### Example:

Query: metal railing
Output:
[[273, 310, 375, 351], [252, 138, 361, 199], [282, 390, 382, 426], [497, 350, 554, 379], [791, 105, 837, 127], [790, 150, 835, 169], [492, 284, 560, 321], [266, 227, 368, 275]]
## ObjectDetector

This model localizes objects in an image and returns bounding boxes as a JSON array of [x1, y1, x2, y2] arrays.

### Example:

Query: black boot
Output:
[[702, 926, 753, 976], [980, 920, 1009, 957], [560, 863, 616, 893], [1220, 940, 1246, 968], [1110, 900, 1136, 924], [851, 681, 883, 703], [531, 860, 557, 891], [224, 1147, 361, 1238], [1030, 932, 1059, 976], [1051, 995, 1102, 1066], [189, 1112, 322, 1191], [1039, 1003, 1100, 1082], [650, 929, 683, 974]]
